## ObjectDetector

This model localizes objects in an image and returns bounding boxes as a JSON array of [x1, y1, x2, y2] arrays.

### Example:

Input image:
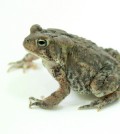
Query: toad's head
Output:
[[23, 24, 73, 63]]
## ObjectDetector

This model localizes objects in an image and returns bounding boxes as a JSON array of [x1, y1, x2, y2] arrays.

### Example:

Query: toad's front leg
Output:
[[29, 67, 70, 109]]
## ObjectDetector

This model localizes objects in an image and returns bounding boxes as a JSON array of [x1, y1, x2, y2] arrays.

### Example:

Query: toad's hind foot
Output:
[[78, 90, 120, 111]]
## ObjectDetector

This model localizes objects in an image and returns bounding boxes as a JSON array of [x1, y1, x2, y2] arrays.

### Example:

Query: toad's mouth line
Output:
[[26, 49, 54, 61]]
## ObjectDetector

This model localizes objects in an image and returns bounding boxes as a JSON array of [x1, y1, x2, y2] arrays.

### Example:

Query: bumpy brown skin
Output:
[[9, 24, 120, 110]]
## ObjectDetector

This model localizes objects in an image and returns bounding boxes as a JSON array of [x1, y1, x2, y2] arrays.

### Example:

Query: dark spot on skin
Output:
[[53, 66, 61, 77], [72, 80, 76, 86], [69, 73, 72, 79], [46, 48, 52, 60], [73, 86, 78, 89]]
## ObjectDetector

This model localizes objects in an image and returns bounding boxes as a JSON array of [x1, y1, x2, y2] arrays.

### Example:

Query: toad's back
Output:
[[43, 27, 120, 65]]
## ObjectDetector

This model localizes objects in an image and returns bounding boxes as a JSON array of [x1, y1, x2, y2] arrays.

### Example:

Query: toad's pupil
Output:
[[39, 40, 45, 44]]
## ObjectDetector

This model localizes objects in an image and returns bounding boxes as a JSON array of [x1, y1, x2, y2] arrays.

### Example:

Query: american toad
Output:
[[8, 24, 120, 110]]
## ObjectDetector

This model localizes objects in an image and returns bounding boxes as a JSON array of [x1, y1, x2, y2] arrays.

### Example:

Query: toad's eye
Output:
[[36, 39, 47, 47]]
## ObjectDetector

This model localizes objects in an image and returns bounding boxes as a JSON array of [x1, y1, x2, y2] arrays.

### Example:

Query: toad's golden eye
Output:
[[36, 39, 47, 47]]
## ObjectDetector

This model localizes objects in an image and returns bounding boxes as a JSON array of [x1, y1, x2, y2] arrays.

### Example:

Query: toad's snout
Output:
[[23, 38, 37, 52]]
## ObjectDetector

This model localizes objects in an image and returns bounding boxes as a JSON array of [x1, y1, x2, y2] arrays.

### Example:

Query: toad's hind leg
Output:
[[79, 62, 120, 110], [78, 89, 120, 110]]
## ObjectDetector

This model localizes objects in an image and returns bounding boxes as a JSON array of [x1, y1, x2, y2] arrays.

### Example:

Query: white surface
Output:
[[0, 0, 120, 134]]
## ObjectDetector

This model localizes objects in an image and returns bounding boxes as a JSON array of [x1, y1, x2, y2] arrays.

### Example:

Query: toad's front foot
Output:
[[8, 60, 38, 72], [29, 97, 51, 109]]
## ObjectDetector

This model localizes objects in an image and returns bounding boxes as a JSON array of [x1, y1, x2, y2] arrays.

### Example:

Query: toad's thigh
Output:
[[90, 72, 119, 97]]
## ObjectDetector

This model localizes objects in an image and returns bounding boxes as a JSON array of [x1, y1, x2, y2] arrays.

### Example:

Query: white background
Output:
[[0, 0, 120, 134]]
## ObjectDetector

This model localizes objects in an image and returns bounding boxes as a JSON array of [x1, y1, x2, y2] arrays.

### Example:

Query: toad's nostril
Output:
[[26, 39, 29, 42]]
